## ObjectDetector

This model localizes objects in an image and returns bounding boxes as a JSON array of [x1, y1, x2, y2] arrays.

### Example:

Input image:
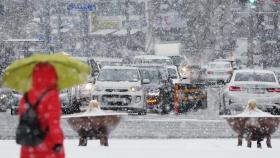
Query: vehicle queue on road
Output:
[[1, 54, 280, 116]]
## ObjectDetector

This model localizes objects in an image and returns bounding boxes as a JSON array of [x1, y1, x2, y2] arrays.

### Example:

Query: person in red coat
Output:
[[18, 63, 65, 158]]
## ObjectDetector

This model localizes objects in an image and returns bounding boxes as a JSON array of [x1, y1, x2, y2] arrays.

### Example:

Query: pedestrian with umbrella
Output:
[[2, 53, 91, 158]]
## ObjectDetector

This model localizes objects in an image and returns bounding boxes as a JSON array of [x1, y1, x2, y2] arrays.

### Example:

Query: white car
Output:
[[207, 61, 233, 84], [68, 56, 99, 106], [220, 69, 280, 115], [92, 66, 146, 114]]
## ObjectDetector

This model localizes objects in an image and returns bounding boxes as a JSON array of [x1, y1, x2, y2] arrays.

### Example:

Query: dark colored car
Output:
[[10, 92, 22, 115], [137, 65, 173, 114], [0, 88, 21, 113], [60, 91, 81, 114]]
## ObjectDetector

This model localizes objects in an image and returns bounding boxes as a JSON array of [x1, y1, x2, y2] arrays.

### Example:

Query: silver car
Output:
[[220, 69, 280, 115], [92, 66, 145, 114]]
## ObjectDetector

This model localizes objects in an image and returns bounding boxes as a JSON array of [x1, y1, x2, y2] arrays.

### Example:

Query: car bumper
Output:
[[207, 75, 231, 82], [225, 92, 280, 112], [92, 91, 144, 111]]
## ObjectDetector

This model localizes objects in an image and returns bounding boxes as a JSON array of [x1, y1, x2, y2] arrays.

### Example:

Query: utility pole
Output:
[[56, 0, 62, 51], [247, 5, 255, 68], [42, 0, 51, 53], [81, 12, 90, 56], [125, 0, 131, 50]]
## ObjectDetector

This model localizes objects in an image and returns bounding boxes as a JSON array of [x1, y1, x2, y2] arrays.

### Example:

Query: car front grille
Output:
[[105, 89, 129, 92], [102, 95, 132, 106]]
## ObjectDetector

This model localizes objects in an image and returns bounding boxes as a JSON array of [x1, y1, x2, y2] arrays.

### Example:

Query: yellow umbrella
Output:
[[2, 53, 91, 93]]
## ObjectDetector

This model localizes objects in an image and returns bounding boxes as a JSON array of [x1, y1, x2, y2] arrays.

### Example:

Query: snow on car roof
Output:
[[209, 61, 231, 64], [234, 69, 275, 74], [92, 57, 122, 62], [134, 55, 171, 60], [214, 58, 235, 62], [132, 63, 168, 67], [102, 65, 137, 70]]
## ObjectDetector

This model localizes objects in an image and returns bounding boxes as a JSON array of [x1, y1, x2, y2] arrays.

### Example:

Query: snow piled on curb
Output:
[[1, 139, 279, 158]]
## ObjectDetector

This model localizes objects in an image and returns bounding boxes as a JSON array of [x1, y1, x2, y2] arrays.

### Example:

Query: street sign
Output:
[[67, 3, 96, 12]]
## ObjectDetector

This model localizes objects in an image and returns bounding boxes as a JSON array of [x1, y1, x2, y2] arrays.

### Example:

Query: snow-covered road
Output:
[[1, 139, 279, 158]]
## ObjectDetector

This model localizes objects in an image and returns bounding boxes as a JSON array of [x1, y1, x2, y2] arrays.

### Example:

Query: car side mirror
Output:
[[180, 75, 188, 80], [142, 79, 150, 84], [88, 77, 95, 84], [93, 71, 99, 77]]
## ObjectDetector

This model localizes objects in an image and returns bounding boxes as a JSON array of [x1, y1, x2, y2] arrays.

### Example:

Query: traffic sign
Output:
[[67, 3, 96, 12]]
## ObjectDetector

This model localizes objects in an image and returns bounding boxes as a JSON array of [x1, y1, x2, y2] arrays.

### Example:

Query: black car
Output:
[[10, 92, 22, 115], [137, 65, 173, 114], [0, 88, 21, 113], [60, 91, 81, 114]]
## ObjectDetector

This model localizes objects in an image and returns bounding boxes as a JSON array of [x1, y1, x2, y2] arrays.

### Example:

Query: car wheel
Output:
[[161, 104, 172, 114], [224, 109, 232, 115], [201, 100, 207, 109], [222, 96, 232, 115], [178, 103, 187, 113]]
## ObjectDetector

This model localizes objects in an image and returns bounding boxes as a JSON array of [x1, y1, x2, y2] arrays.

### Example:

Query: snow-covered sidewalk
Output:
[[1, 139, 279, 158]]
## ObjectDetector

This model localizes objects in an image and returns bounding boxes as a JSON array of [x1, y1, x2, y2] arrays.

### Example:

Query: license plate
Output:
[[106, 97, 119, 102], [214, 72, 225, 75], [247, 88, 264, 94]]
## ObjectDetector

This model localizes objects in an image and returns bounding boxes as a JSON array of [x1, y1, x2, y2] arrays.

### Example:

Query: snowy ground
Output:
[[1, 139, 280, 158]]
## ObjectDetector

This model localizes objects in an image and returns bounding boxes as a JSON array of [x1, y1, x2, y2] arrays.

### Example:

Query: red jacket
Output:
[[18, 63, 65, 158]]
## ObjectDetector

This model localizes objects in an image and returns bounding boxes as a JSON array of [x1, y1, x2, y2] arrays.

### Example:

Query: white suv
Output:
[[92, 66, 145, 114]]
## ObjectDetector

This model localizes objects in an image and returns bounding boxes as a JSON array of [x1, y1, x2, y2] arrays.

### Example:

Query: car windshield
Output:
[[98, 69, 139, 82], [209, 62, 231, 69], [167, 68, 178, 78], [234, 72, 276, 82], [170, 56, 184, 66], [135, 59, 173, 65], [139, 69, 161, 84]]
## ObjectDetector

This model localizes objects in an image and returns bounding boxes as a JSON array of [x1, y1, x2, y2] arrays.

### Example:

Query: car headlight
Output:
[[85, 83, 93, 90], [179, 66, 190, 76], [147, 89, 160, 96], [130, 86, 142, 92], [0, 94, 7, 100]]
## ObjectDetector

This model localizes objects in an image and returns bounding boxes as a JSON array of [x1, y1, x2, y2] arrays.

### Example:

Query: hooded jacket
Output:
[[18, 63, 65, 158]]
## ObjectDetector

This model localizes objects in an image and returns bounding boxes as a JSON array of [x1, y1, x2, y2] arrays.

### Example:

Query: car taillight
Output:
[[229, 86, 241, 91], [207, 71, 213, 74], [267, 88, 280, 93]]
